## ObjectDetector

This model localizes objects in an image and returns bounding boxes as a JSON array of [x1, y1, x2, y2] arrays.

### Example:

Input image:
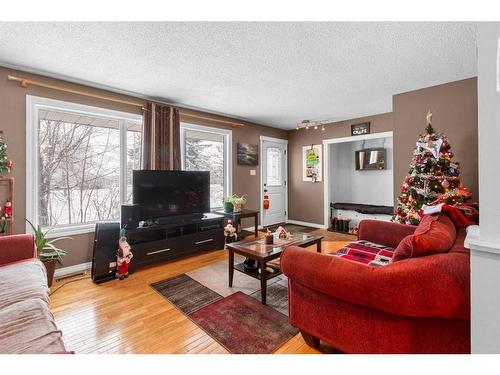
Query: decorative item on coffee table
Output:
[[264, 229, 274, 244]]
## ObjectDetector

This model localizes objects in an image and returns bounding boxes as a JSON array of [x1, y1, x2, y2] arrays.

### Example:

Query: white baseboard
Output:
[[54, 261, 91, 279], [286, 219, 327, 229]]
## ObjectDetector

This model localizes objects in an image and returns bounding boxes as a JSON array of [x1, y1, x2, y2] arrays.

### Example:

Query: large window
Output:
[[180, 123, 232, 209], [27, 96, 142, 235]]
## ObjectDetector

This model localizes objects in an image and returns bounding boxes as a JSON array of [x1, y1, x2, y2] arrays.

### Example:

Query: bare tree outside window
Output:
[[184, 129, 225, 209], [37, 109, 141, 228]]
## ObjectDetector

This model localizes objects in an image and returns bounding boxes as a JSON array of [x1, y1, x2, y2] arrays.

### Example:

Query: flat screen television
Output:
[[132, 170, 210, 217], [355, 148, 386, 170]]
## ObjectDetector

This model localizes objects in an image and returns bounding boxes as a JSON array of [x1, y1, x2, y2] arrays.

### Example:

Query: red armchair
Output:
[[0, 234, 37, 265], [281, 220, 470, 354]]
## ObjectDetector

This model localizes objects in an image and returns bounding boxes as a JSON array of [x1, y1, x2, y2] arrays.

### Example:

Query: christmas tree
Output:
[[0, 133, 13, 175], [393, 111, 472, 225]]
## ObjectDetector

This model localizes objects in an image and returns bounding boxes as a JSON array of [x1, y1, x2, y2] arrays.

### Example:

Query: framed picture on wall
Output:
[[237, 143, 259, 165], [302, 144, 322, 182], [351, 122, 370, 136]]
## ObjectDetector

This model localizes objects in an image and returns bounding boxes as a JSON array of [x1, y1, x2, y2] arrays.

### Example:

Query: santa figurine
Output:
[[2, 201, 12, 218], [224, 220, 237, 243], [116, 236, 133, 280]]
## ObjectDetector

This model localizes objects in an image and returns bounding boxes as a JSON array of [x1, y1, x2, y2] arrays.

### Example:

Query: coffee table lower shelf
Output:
[[233, 262, 282, 281]]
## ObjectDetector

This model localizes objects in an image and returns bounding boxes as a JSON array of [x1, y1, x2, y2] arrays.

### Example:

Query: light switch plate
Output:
[[250, 169, 256, 176]]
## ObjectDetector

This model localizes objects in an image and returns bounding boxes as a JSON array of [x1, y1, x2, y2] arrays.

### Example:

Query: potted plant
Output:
[[229, 194, 247, 213], [223, 197, 234, 213], [26, 219, 72, 287]]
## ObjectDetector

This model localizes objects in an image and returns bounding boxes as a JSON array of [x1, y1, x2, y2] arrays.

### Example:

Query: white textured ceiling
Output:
[[0, 22, 477, 129]]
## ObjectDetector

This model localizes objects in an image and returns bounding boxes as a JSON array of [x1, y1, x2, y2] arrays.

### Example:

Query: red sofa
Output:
[[0, 234, 67, 353], [281, 220, 470, 354]]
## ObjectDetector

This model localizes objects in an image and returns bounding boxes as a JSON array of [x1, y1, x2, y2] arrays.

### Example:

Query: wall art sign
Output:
[[302, 144, 322, 182], [351, 122, 370, 136]]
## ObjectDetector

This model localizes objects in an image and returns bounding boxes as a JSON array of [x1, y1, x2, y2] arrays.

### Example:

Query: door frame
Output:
[[260, 136, 288, 228], [322, 131, 394, 228]]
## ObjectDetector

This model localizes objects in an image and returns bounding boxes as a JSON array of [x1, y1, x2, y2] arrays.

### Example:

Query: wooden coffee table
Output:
[[226, 233, 323, 305]]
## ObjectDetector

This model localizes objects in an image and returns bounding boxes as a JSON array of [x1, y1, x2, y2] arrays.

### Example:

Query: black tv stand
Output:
[[123, 212, 225, 271]]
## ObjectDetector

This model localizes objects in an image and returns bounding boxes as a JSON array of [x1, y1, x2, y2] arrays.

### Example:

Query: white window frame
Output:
[[180, 122, 232, 209], [26, 95, 142, 237]]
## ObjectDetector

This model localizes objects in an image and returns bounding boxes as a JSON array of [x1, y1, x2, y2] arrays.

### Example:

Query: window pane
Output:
[[37, 109, 135, 227], [126, 122, 142, 204], [266, 147, 282, 186], [184, 129, 225, 209]]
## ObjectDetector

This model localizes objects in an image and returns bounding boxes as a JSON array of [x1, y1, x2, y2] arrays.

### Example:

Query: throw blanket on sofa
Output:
[[332, 240, 394, 267]]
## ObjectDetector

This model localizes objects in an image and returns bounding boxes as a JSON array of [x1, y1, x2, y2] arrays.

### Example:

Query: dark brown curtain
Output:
[[171, 108, 181, 170], [155, 105, 171, 170], [141, 103, 180, 170], [141, 103, 154, 170]]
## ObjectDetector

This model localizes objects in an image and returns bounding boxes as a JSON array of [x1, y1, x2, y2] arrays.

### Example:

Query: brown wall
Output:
[[287, 77, 478, 225], [287, 113, 394, 224], [0, 66, 285, 267]]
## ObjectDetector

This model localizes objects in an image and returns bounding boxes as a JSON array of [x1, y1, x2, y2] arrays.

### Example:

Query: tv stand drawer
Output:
[[145, 248, 175, 256], [125, 220, 224, 271], [132, 237, 183, 264], [185, 229, 224, 251]]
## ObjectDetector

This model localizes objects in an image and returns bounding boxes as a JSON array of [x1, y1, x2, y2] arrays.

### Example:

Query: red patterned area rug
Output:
[[189, 291, 298, 354]]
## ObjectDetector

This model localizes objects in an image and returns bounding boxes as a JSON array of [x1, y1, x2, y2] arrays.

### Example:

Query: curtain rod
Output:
[[7, 74, 244, 128]]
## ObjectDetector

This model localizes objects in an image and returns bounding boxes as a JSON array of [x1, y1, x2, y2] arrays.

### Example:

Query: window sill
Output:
[[43, 223, 98, 238]]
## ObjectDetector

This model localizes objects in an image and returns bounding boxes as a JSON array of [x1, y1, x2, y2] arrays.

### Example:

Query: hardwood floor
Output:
[[50, 229, 350, 354]]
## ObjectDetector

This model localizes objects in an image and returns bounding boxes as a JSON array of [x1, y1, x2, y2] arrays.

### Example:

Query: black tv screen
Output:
[[355, 148, 386, 170], [132, 170, 210, 216]]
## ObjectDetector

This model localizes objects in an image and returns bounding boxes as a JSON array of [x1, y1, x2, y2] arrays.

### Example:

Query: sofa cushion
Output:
[[0, 298, 66, 354], [0, 259, 49, 309], [331, 240, 394, 267], [392, 214, 456, 262]]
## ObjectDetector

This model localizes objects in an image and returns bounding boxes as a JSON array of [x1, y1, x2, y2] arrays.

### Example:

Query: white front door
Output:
[[261, 138, 287, 227]]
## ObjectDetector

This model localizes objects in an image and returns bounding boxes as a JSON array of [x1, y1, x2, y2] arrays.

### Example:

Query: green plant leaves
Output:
[[25, 218, 72, 265]]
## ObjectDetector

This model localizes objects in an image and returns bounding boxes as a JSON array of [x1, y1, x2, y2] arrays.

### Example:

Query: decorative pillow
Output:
[[392, 214, 456, 262], [391, 235, 414, 262]]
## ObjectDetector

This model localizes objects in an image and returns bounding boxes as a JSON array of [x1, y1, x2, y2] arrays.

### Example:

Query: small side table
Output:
[[215, 209, 259, 239]]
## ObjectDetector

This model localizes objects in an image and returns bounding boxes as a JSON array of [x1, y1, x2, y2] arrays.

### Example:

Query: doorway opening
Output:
[[323, 131, 394, 232]]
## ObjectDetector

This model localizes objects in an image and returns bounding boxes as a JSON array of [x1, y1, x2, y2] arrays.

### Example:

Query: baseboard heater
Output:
[[330, 202, 394, 215]]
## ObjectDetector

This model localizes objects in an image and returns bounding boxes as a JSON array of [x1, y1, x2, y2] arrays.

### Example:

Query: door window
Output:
[[266, 147, 282, 186]]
